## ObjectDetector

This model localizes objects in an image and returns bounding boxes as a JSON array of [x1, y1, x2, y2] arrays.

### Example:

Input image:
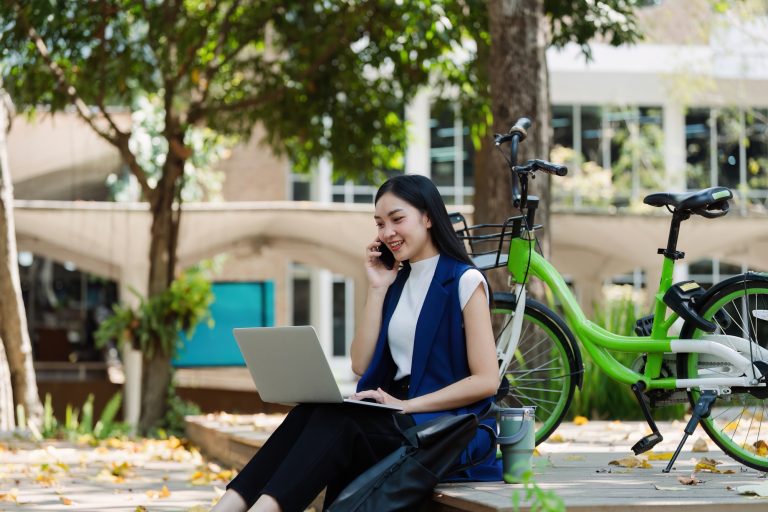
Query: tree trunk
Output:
[[138, 159, 183, 433], [478, 0, 551, 298], [0, 337, 15, 430], [0, 94, 42, 426]]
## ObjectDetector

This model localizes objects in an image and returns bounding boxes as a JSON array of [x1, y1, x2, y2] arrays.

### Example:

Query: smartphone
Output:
[[378, 241, 396, 270]]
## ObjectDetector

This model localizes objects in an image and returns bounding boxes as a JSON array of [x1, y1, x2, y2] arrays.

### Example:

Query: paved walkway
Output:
[[0, 434, 220, 511], [5, 415, 768, 511]]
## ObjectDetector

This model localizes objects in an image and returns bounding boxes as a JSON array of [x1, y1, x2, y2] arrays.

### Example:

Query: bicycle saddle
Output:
[[643, 187, 732, 216]]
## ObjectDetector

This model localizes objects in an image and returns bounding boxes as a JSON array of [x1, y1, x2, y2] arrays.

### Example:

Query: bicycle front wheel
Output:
[[493, 293, 581, 444], [679, 276, 768, 471]]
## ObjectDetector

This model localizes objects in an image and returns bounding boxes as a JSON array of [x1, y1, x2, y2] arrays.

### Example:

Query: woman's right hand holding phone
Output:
[[365, 238, 398, 289]]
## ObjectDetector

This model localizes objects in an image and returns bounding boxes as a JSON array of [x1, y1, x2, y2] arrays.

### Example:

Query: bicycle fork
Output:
[[496, 285, 528, 382]]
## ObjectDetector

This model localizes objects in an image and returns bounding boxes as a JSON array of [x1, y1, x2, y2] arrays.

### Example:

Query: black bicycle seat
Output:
[[643, 187, 732, 213]]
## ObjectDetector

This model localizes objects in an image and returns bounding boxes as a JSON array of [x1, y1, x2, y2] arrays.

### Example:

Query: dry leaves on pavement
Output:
[[678, 474, 703, 486], [646, 452, 673, 461], [694, 457, 736, 474], [608, 456, 652, 469], [572, 416, 589, 426]]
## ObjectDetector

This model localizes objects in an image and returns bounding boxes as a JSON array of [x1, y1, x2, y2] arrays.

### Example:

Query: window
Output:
[[429, 104, 474, 205], [716, 108, 741, 191], [685, 108, 711, 189], [685, 106, 768, 206], [552, 104, 662, 207], [290, 174, 311, 201], [746, 108, 768, 202]]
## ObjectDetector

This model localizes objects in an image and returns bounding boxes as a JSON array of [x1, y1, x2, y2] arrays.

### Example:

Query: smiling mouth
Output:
[[389, 241, 403, 252]]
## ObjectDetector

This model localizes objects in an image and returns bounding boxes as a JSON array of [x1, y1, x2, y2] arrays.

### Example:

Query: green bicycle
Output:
[[453, 117, 768, 472]]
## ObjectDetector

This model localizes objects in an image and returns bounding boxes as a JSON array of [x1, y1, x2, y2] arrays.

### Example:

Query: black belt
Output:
[[390, 376, 410, 400]]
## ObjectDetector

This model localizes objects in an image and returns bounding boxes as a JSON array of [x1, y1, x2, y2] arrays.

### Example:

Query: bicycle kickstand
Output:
[[663, 390, 718, 473]]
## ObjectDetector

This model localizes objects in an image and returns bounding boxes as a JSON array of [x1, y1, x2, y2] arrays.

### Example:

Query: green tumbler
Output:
[[497, 406, 536, 482]]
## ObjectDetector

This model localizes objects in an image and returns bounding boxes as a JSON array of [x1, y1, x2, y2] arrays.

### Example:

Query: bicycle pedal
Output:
[[631, 432, 663, 455]]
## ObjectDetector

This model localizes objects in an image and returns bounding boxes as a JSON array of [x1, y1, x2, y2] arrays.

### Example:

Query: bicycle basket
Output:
[[449, 212, 523, 271]]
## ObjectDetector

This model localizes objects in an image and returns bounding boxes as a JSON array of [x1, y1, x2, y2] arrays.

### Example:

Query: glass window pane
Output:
[[292, 278, 310, 326], [332, 281, 346, 357], [430, 107, 455, 187], [638, 106, 664, 192], [552, 105, 574, 149], [716, 108, 741, 189], [608, 107, 636, 202], [292, 181, 310, 201], [580, 106, 603, 165], [686, 108, 711, 189], [462, 124, 475, 191], [746, 108, 768, 204]]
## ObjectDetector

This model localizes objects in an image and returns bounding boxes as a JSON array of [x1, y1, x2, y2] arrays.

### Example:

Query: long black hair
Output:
[[375, 174, 475, 268]]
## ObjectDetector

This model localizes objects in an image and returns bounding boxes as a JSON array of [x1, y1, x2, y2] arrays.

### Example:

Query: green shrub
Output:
[[37, 392, 128, 440], [94, 266, 214, 359]]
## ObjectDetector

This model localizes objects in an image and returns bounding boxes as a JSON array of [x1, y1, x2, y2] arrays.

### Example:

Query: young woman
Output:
[[214, 174, 501, 512]]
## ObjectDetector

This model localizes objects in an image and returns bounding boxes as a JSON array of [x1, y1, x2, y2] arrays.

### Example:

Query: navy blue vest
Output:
[[357, 254, 502, 481]]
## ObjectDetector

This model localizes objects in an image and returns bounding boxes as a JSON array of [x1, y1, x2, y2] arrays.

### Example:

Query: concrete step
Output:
[[186, 414, 768, 511]]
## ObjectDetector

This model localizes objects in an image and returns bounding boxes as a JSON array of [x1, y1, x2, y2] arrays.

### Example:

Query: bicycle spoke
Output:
[[511, 385, 564, 394]]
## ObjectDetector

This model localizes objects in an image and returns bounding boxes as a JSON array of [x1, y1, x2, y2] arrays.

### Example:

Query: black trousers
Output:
[[227, 403, 414, 511]]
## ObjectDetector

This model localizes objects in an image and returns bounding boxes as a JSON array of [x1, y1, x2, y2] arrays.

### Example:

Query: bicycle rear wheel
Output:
[[679, 276, 768, 471], [493, 293, 580, 444]]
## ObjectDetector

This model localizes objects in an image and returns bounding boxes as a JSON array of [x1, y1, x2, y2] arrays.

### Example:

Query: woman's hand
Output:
[[365, 238, 398, 288], [350, 387, 408, 412]]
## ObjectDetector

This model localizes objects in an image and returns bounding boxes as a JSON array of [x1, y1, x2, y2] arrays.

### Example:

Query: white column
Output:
[[405, 89, 431, 176], [310, 157, 334, 355], [312, 157, 332, 203], [119, 266, 147, 435], [310, 270, 333, 356], [663, 102, 686, 192]]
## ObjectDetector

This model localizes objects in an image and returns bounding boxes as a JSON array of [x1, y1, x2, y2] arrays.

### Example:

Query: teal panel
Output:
[[173, 281, 274, 367]]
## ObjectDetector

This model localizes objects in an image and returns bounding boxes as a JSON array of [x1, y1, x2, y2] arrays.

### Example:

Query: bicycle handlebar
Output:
[[495, 117, 568, 211], [515, 159, 568, 177]]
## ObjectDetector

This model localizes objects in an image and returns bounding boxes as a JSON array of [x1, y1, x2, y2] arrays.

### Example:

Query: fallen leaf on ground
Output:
[[573, 415, 589, 426], [59, 496, 73, 505], [646, 452, 673, 461], [737, 483, 768, 497], [755, 440, 768, 457], [565, 455, 585, 461], [691, 438, 709, 452], [695, 457, 727, 473], [608, 456, 652, 469], [0, 488, 19, 503], [547, 434, 565, 443], [146, 485, 172, 499], [678, 475, 703, 485], [35, 473, 57, 486]]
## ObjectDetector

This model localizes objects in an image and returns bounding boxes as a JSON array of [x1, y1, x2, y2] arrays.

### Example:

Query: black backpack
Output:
[[328, 413, 494, 512]]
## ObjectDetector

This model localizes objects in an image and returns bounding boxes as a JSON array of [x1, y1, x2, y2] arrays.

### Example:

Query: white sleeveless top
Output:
[[388, 254, 488, 380]]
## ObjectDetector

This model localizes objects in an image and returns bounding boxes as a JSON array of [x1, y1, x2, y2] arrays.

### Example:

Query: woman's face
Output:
[[374, 192, 437, 263]]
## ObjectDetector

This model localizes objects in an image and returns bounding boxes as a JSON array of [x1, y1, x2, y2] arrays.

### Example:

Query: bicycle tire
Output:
[[492, 293, 580, 444], [679, 275, 768, 471]]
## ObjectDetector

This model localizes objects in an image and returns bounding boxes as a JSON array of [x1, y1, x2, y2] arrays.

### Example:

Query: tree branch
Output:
[[16, 7, 157, 200], [22, 25, 116, 145]]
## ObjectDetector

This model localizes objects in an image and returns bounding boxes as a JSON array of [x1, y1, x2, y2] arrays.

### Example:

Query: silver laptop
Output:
[[233, 326, 403, 411]]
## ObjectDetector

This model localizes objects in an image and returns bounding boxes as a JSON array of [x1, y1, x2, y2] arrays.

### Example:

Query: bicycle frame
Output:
[[505, 233, 766, 392]]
